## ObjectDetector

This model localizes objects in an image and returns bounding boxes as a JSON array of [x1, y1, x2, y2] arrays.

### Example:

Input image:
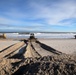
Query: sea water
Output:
[[6, 33, 76, 39]]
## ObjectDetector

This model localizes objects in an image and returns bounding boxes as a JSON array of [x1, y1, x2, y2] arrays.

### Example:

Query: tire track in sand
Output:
[[0, 42, 25, 59], [24, 42, 41, 58]]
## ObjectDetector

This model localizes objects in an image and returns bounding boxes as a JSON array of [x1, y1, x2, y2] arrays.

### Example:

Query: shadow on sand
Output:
[[8, 40, 28, 59], [36, 41, 62, 55], [9, 40, 62, 59]]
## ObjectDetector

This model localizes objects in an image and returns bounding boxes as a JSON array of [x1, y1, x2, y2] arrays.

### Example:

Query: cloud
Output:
[[28, 0, 76, 26], [0, 16, 45, 32], [0, 0, 76, 27], [0, 16, 42, 25]]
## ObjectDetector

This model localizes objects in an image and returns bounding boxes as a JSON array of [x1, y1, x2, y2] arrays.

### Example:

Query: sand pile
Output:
[[0, 40, 76, 75], [0, 58, 21, 75], [24, 42, 41, 58], [0, 55, 76, 75], [22, 56, 76, 75]]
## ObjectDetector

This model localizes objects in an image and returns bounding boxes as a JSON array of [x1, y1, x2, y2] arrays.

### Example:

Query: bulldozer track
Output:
[[0, 42, 25, 59]]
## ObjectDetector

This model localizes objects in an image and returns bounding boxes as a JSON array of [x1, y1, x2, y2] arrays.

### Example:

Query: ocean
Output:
[[6, 33, 76, 39]]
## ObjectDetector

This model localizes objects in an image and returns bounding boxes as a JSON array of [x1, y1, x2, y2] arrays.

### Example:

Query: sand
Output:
[[0, 38, 76, 75], [39, 39, 76, 54], [0, 40, 19, 51], [0, 41, 25, 59], [0, 39, 76, 54]]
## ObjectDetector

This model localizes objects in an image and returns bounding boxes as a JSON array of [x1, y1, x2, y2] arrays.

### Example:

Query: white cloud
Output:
[[0, 16, 21, 25], [0, 0, 76, 27], [29, 0, 76, 26], [0, 16, 44, 27]]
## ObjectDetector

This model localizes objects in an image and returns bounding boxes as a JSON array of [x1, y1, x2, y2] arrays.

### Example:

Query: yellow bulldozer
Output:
[[0, 33, 6, 39]]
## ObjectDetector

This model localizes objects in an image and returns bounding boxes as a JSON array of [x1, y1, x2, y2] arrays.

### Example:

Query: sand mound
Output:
[[0, 58, 21, 75], [23, 57, 76, 75], [24, 42, 41, 58], [0, 55, 76, 75], [0, 40, 76, 75]]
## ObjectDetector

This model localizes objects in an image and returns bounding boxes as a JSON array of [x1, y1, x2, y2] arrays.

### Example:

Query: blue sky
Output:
[[0, 0, 76, 32]]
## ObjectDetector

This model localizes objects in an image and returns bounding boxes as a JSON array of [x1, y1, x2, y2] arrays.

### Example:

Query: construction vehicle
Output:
[[75, 35, 76, 39], [0, 33, 6, 39]]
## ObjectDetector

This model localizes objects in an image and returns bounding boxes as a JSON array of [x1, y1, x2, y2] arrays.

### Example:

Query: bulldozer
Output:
[[75, 35, 76, 39], [0, 33, 6, 39]]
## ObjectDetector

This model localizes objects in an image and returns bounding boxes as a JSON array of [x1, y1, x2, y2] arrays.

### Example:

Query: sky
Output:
[[0, 0, 76, 32]]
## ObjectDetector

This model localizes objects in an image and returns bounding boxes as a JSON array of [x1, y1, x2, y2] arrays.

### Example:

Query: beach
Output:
[[39, 39, 76, 54], [0, 39, 19, 51], [0, 38, 76, 55], [0, 38, 76, 75]]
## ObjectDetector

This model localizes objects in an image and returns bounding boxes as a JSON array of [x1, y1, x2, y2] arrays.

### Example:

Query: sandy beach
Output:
[[0, 38, 76, 75], [39, 39, 76, 54], [0, 39, 76, 54], [0, 40, 19, 51]]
